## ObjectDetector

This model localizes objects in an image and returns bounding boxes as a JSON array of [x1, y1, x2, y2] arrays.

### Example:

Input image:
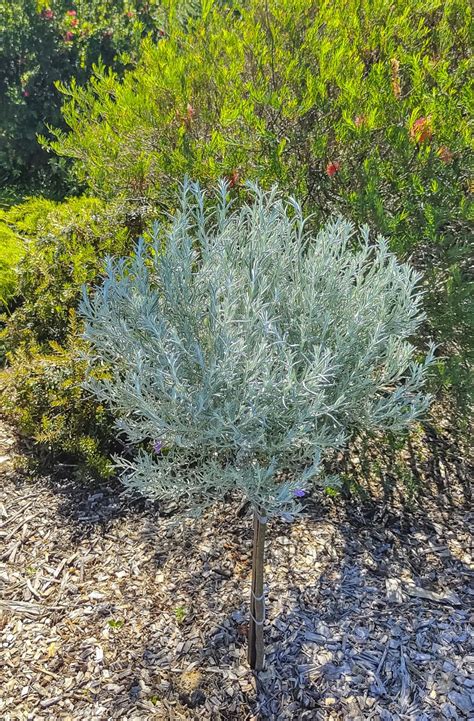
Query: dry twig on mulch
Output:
[[0, 419, 472, 720]]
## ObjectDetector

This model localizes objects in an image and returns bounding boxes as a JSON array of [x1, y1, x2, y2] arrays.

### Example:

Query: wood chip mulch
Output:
[[0, 419, 472, 720]]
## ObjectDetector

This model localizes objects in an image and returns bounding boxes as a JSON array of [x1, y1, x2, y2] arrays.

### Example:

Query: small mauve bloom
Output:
[[410, 116, 433, 144], [64, 30, 74, 42], [326, 160, 340, 178], [153, 440, 164, 454], [67, 9, 77, 16], [41, 8, 54, 19], [354, 115, 365, 128], [437, 146, 453, 164], [293, 488, 306, 498], [22, 89, 30, 97]]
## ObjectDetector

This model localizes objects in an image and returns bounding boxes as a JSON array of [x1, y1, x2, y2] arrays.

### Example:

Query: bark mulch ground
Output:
[[0, 419, 472, 720]]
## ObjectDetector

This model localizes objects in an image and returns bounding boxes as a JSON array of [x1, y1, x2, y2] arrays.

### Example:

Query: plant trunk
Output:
[[248, 510, 266, 670]]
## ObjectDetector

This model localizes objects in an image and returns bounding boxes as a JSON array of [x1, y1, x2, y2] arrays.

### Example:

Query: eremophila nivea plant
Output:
[[80, 180, 433, 669]]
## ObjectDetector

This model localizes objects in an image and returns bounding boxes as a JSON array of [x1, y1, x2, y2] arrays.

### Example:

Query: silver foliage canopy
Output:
[[80, 180, 433, 517]]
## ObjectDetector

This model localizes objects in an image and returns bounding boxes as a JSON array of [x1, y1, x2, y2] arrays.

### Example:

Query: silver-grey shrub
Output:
[[80, 180, 433, 518]]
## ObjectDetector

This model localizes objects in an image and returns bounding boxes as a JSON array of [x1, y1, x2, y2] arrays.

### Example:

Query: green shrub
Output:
[[0, 314, 115, 477], [0, 0, 206, 195], [2, 0, 472, 475], [1, 195, 132, 348], [49, 0, 473, 409], [0, 219, 24, 307], [0, 194, 136, 472]]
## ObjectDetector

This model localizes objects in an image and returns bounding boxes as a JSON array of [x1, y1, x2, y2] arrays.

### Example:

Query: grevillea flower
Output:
[[67, 9, 77, 16], [437, 146, 453, 164], [181, 103, 196, 130], [64, 31, 74, 42], [226, 169, 240, 188], [153, 440, 164, 454], [41, 8, 54, 19], [354, 115, 366, 128], [293, 488, 306, 498], [410, 116, 433, 144], [326, 160, 340, 178]]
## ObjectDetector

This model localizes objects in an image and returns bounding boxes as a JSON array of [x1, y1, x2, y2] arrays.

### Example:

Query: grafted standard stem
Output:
[[248, 510, 266, 670]]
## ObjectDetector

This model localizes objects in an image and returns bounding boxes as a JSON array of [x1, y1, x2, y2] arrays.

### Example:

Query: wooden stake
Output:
[[248, 509, 266, 670]]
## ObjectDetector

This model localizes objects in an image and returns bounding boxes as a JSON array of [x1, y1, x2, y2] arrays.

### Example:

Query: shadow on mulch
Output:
[[7, 414, 473, 604], [12, 415, 472, 530], [8, 413, 472, 593], [5, 416, 473, 719], [182, 481, 472, 718], [8, 432, 162, 540], [117, 422, 471, 717]]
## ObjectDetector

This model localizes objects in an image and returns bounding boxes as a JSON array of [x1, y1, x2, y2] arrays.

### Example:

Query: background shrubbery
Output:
[[0, 220, 24, 309], [1, 196, 130, 346], [0, 196, 134, 471], [1, 0, 472, 474], [49, 0, 473, 404], [0, 0, 208, 196]]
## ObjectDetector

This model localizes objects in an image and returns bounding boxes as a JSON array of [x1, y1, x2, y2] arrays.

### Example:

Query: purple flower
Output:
[[293, 488, 306, 498], [153, 440, 164, 454]]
